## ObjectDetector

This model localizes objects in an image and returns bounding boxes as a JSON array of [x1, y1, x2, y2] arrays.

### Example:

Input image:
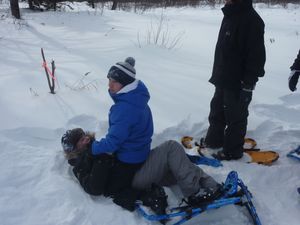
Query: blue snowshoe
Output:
[[186, 154, 223, 167], [287, 146, 300, 161], [136, 171, 262, 225]]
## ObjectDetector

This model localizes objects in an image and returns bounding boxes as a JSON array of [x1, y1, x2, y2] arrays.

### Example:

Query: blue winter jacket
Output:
[[92, 80, 153, 164]]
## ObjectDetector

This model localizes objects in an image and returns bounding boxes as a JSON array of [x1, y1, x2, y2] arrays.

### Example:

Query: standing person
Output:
[[62, 57, 154, 198], [204, 0, 266, 160], [288, 50, 300, 195], [288, 49, 300, 92]]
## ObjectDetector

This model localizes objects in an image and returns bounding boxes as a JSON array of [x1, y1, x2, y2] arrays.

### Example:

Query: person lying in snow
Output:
[[61, 128, 223, 215], [288, 49, 300, 92]]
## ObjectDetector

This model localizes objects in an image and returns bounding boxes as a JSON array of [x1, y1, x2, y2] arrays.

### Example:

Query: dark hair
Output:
[[63, 132, 95, 160], [61, 128, 85, 152]]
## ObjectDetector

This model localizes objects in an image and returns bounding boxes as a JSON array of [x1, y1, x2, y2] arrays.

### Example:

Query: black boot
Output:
[[140, 184, 168, 223], [212, 150, 243, 161], [187, 185, 223, 207]]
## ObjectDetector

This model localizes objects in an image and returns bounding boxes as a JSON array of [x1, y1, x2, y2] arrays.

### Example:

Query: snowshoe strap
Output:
[[244, 138, 257, 150]]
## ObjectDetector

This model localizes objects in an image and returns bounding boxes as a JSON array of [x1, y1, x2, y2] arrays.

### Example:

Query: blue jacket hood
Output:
[[109, 80, 150, 109]]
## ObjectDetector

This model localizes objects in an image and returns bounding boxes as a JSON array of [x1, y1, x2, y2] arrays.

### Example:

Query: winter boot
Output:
[[140, 183, 168, 223], [187, 184, 223, 207], [212, 150, 243, 161], [199, 137, 223, 149]]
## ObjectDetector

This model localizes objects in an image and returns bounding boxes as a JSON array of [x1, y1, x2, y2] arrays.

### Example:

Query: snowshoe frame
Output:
[[136, 171, 262, 225]]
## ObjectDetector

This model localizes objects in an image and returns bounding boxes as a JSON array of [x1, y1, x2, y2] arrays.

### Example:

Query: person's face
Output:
[[108, 78, 123, 94], [75, 135, 91, 151]]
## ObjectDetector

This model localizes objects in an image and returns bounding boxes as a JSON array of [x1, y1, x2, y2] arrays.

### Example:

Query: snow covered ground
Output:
[[0, 2, 300, 225]]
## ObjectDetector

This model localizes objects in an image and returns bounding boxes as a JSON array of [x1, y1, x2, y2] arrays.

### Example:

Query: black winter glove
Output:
[[239, 83, 254, 104], [239, 89, 252, 103], [288, 70, 300, 92]]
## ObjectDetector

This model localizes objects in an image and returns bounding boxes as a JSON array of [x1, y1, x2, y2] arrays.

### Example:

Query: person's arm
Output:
[[242, 17, 266, 89], [288, 50, 300, 92], [290, 50, 300, 71], [92, 104, 135, 155]]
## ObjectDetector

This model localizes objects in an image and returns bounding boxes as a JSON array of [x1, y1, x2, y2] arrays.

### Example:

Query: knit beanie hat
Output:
[[107, 57, 136, 86], [61, 128, 85, 153]]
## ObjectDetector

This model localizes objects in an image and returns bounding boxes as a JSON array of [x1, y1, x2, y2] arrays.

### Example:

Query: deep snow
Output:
[[0, 2, 300, 225]]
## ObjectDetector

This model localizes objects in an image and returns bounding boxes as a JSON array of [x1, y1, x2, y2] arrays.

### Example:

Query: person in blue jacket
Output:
[[92, 57, 153, 165], [62, 57, 154, 198], [92, 56, 153, 196]]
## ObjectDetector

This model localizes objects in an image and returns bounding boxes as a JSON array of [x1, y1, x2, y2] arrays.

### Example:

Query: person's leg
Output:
[[132, 146, 171, 216], [132, 141, 177, 190], [205, 88, 226, 148], [223, 89, 251, 158], [105, 159, 143, 197], [162, 140, 219, 197], [133, 140, 219, 197], [105, 161, 145, 211]]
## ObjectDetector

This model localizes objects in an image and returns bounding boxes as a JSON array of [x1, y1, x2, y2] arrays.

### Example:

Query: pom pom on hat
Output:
[[124, 57, 135, 67]]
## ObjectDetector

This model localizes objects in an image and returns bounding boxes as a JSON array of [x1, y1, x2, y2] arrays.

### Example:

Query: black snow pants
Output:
[[73, 152, 142, 198], [205, 87, 252, 158]]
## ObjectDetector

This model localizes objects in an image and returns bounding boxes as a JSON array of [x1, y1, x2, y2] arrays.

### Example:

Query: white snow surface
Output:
[[0, 2, 300, 225]]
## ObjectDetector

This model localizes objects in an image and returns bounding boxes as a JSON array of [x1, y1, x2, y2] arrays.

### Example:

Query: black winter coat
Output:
[[290, 50, 300, 71], [209, 0, 266, 90]]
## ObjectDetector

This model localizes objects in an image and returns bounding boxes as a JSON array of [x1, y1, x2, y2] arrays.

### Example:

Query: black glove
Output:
[[288, 70, 300, 92], [239, 89, 252, 103], [239, 83, 254, 104]]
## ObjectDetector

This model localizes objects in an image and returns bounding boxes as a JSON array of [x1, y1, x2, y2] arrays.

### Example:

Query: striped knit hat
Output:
[[107, 57, 136, 86]]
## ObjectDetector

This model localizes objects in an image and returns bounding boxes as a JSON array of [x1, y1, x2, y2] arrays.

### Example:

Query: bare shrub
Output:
[[29, 88, 39, 97], [65, 72, 99, 91], [136, 11, 184, 50], [94, 0, 300, 11]]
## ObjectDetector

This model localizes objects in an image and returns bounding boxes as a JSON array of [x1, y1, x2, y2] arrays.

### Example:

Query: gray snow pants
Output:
[[132, 140, 219, 197]]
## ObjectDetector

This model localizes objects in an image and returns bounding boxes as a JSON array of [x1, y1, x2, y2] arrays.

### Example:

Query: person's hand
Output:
[[239, 89, 252, 103], [75, 136, 91, 151], [288, 70, 300, 92], [239, 83, 254, 104]]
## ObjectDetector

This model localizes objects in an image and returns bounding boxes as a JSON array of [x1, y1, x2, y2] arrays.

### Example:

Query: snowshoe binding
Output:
[[187, 185, 223, 207], [139, 183, 168, 224], [136, 171, 262, 225]]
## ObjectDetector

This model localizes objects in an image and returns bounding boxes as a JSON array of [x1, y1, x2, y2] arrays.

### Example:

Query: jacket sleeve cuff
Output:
[[242, 82, 256, 91], [91, 141, 100, 155]]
